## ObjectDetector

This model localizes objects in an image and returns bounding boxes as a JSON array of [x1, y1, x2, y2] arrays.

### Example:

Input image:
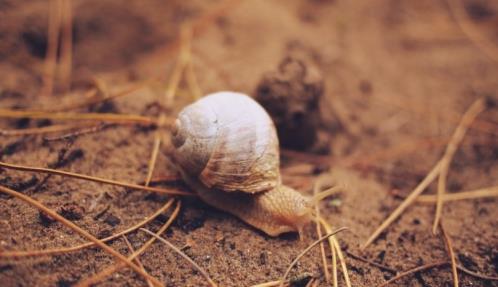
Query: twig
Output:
[[345, 251, 397, 274], [417, 186, 498, 203], [140, 228, 218, 287], [440, 222, 458, 287], [279, 227, 348, 287], [0, 199, 173, 258], [362, 160, 442, 249], [433, 98, 486, 234], [75, 201, 181, 286], [0, 161, 193, 196], [0, 185, 163, 287]]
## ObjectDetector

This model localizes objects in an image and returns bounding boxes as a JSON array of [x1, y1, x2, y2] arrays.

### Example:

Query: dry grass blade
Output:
[[49, 79, 153, 112], [457, 265, 498, 281], [378, 260, 498, 286], [0, 124, 89, 136], [320, 219, 351, 287], [361, 160, 442, 250], [145, 115, 166, 186], [59, 0, 73, 93], [185, 60, 202, 100], [433, 98, 486, 234], [0, 161, 193, 196], [75, 201, 181, 286], [250, 281, 284, 287], [417, 186, 498, 203], [43, 123, 112, 141], [140, 228, 218, 287], [164, 23, 192, 106], [0, 109, 160, 125], [377, 261, 448, 287], [345, 251, 397, 274], [123, 235, 154, 287], [440, 222, 458, 287], [279, 227, 348, 287], [0, 199, 174, 258], [41, 0, 62, 97], [446, 0, 498, 63], [0, 185, 163, 287], [312, 176, 331, 284]]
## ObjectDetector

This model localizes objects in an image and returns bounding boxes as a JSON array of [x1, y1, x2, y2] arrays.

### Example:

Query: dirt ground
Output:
[[1, 0, 498, 286]]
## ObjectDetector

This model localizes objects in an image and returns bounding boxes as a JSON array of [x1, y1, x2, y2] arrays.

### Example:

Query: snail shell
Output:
[[171, 92, 312, 236]]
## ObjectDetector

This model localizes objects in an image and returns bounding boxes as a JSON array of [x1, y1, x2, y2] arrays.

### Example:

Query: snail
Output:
[[169, 91, 333, 236]]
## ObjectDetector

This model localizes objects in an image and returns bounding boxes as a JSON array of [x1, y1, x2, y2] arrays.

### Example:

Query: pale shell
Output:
[[171, 92, 280, 194]]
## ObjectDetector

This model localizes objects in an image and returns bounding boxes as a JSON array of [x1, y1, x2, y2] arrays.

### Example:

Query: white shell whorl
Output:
[[171, 91, 280, 193]]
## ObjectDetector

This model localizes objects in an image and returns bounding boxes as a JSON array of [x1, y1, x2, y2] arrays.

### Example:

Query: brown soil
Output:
[[1, 0, 498, 286]]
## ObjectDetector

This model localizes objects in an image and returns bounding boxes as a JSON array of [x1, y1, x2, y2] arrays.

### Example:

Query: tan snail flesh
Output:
[[170, 92, 314, 236]]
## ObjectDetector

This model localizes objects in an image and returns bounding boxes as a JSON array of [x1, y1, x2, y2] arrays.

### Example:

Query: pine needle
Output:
[[279, 227, 348, 287], [446, 0, 498, 63], [164, 23, 193, 106], [123, 235, 154, 287], [320, 219, 351, 287], [440, 222, 458, 287], [0, 199, 174, 258], [43, 123, 112, 141], [378, 260, 498, 286], [0, 161, 193, 196], [312, 176, 331, 284], [49, 79, 153, 112], [377, 261, 448, 287], [75, 201, 181, 286], [140, 228, 218, 287], [362, 160, 442, 249], [417, 186, 498, 203], [41, 0, 62, 97], [345, 251, 397, 274], [0, 124, 89, 136], [250, 281, 284, 287], [145, 115, 166, 186], [433, 98, 486, 234], [185, 61, 202, 100], [0, 185, 163, 287], [0, 109, 160, 125], [59, 0, 73, 93]]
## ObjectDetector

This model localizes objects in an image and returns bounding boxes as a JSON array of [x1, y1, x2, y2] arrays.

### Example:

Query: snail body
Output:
[[170, 92, 313, 236]]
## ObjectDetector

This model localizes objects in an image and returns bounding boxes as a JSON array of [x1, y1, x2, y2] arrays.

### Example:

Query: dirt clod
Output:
[[103, 213, 121, 227], [57, 203, 85, 221], [256, 54, 324, 151]]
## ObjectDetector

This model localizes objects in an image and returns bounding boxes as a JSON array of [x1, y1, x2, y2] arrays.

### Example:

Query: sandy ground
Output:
[[0, 0, 497, 286]]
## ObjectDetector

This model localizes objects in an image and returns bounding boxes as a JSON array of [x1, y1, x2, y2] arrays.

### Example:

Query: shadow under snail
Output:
[[169, 92, 333, 236]]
